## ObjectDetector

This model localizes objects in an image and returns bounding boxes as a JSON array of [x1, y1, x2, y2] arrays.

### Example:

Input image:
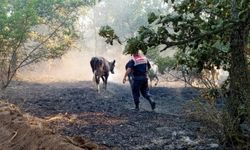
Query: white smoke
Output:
[[18, 0, 169, 83]]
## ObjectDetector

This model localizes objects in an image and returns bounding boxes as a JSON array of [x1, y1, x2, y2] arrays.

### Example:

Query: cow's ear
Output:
[[113, 60, 116, 64]]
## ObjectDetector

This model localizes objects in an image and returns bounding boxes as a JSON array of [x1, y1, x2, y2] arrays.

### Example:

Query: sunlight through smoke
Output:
[[17, 0, 168, 84]]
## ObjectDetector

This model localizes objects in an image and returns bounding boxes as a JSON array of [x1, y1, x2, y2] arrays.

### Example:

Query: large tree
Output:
[[100, 0, 250, 147], [0, 0, 95, 88], [138, 0, 250, 146]]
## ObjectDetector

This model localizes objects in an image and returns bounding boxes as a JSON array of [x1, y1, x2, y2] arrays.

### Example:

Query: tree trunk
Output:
[[226, 21, 250, 145]]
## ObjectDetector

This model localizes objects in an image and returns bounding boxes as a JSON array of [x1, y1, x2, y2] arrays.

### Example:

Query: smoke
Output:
[[18, 48, 131, 83], [17, 0, 167, 83]]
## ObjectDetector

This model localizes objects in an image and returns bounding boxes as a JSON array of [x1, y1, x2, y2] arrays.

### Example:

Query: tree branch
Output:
[[160, 22, 234, 52], [16, 21, 65, 68]]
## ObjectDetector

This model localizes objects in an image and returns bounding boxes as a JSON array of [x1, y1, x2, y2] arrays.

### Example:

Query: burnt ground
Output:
[[0, 80, 222, 150]]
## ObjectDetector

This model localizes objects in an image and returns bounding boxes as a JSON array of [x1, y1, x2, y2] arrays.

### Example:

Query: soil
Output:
[[0, 79, 222, 150], [0, 101, 109, 150]]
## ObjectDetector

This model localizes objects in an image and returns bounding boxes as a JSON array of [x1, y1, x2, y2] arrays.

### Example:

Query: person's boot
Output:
[[131, 102, 139, 111], [147, 98, 156, 111], [135, 103, 139, 111], [151, 101, 156, 111]]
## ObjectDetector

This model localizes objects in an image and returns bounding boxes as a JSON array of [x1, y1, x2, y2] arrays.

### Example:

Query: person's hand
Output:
[[123, 78, 126, 84]]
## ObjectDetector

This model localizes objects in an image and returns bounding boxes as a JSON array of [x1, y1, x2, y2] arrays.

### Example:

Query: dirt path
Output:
[[0, 80, 221, 150]]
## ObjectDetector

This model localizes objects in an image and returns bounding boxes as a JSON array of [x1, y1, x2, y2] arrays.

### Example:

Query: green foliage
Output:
[[147, 12, 158, 24], [0, 0, 94, 88], [96, 1, 250, 146], [155, 56, 176, 74], [123, 37, 148, 55], [147, 47, 177, 74], [123, 0, 238, 71], [98, 25, 121, 45], [125, 0, 250, 146], [173, 40, 230, 73]]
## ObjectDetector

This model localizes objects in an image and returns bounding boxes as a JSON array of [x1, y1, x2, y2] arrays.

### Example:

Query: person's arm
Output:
[[123, 68, 132, 84]]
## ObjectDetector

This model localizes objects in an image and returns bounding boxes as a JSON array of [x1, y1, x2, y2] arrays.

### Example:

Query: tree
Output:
[[0, 0, 95, 89], [137, 0, 250, 147], [100, 0, 250, 147]]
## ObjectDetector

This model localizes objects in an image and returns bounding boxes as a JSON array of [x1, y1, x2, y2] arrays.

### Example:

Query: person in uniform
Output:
[[123, 50, 156, 111]]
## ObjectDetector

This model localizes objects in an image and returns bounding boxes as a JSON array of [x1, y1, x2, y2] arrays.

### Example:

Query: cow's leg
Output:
[[92, 71, 96, 82], [215, 70, 219, 87], [211, 68, 219, 87], [102, 75, 108, 90], [96, 76, 101, 93], [182, 68, 188, 87], [92, 75, 95, 82], [154, 75, 159, 86], [93, 71, 100, 92], [101, 76, 105, 89], [149, 78, 153, 87]]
